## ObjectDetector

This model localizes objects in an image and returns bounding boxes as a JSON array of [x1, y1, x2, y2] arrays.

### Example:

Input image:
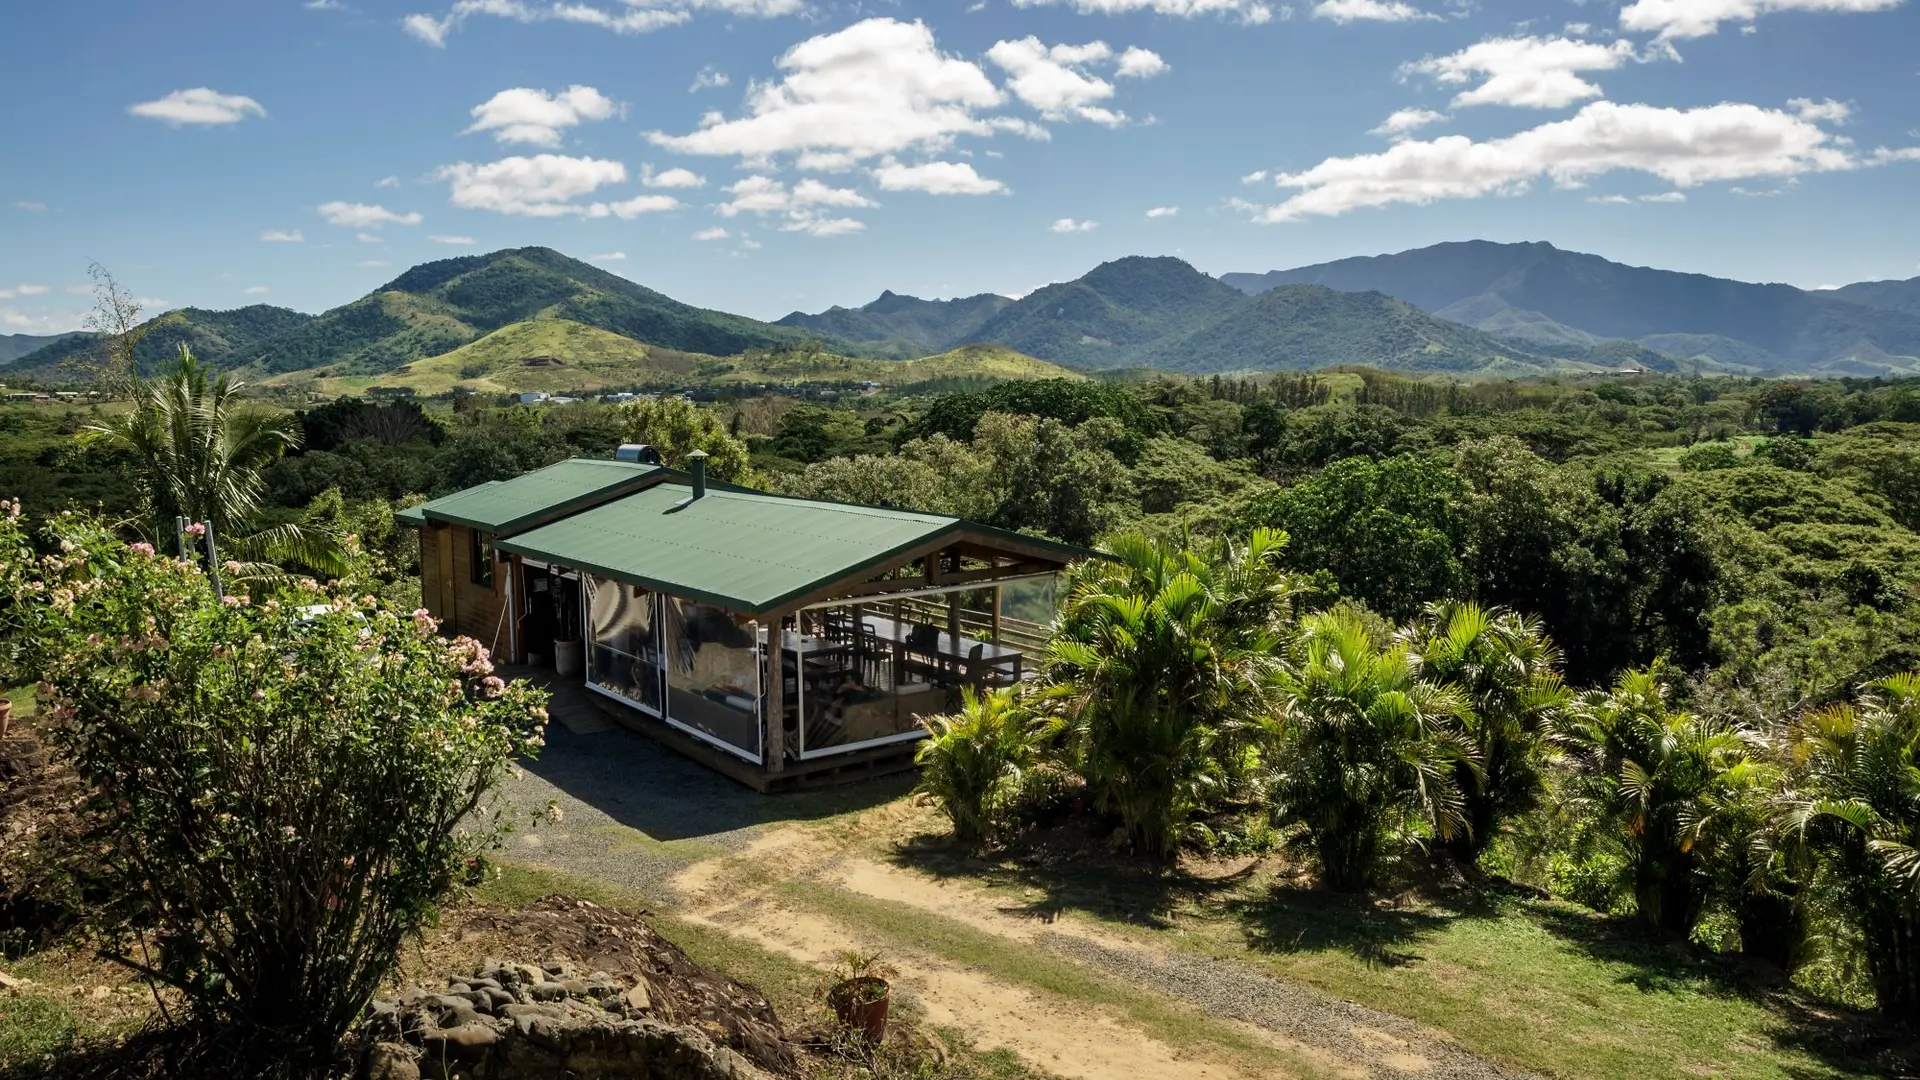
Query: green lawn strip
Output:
[[1174, 891, 1875, 1080], [0, 994, 82, 1071], [771, 879, 1337, 1080]]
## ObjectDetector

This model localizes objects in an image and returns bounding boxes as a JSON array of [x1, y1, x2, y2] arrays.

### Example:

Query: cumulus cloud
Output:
[[128, 88, 266, 126], [988, 38, 1162, 127], [1145, 205, 1179, 217], [465, 85, 618, 146], [1116, 47, 1171, 78], [15, 284, 50, 295], [260, 229, 305, 242], [689, 65, 730, 92], [1641, 190, 1688, 201], [1618, 0, 1904, 40], [591, 251, 627, 261], [1586, 194, 1632, 204], [376, 176, 402, 188], [649, 19, 1004, 166], [694, 227, 730, 240], [1249, 100, 1863, 221], [403, 0, 799, 48], [643, 165, 706, 188], [14, 201, 46, 212], [1241, 169, 1269, 183], [243, 285, 271, 294], [1010, 0, 1275, 24], [1403, 36, 1640, 110], [1788, 97, 1853, 123], [1313, 0, 1436, 22], [1371, 108, 1449, 138], [429, 234, 477, 244], [715, 175, 873, 235], [360, 260, 392, 267], [871, 160, 1007, 194], [318, 201, 424, 228], [1051, 217, 1098, 232], [357, 232, 387, 243], [435, 154, 629, 216]]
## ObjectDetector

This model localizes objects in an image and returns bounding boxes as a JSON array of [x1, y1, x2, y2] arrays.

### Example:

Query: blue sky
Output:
[[2, 0, 1917, 333]]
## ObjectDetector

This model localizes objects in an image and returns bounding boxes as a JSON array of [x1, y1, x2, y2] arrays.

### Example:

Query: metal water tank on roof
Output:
[[616, 443, 663, 465]]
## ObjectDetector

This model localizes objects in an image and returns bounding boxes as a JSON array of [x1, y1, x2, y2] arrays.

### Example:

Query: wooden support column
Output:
[[991, 585, 1003, 646], [764, 613, 787, 775], [947, 591, 962, 677]]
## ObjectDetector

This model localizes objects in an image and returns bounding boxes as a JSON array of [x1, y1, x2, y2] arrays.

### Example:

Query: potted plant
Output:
[[822, 951, 893, 1044]]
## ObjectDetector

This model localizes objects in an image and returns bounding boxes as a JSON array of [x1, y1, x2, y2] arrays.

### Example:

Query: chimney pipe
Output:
[[687, 449, 708, 500]]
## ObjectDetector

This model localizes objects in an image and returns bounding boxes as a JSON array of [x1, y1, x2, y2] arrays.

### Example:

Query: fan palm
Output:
[[1405, 601, 1569, 861], [1552, 667, 1756, 935], [1040, 528, 1294, 859], [85, 345, 346, 579], [1271, 610, 1474, 890], [1775, 673, 1920, 1021]]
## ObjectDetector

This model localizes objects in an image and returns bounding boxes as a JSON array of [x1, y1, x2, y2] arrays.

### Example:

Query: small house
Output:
[[400, 457, 1094, 788]]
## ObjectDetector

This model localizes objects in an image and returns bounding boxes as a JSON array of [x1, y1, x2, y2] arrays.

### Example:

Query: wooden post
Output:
[[991, 584, 1003, 646], [764, 614, 786, 775], [946, 590, 962, 676]]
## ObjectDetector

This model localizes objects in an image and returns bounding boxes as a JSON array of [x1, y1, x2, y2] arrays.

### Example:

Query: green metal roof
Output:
[[403, 460, 664, 536], [497, 484, 979, 614]]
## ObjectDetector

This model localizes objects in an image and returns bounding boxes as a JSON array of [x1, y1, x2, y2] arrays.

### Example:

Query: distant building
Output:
[[519, 392, 551, 405], [601, 392, 636, 403]]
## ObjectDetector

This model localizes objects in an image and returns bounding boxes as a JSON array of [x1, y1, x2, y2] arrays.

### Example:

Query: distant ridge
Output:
[[1221, 240, 1920, 375], [0, 331, 83, 367], [776, 290, 1013, 359]]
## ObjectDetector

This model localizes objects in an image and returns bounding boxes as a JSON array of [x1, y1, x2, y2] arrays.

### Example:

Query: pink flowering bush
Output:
[[0, 506, 547, 1071]]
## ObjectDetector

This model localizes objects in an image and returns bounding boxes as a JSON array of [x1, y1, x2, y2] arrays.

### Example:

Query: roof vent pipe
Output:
[[687, 449, 708, 500]]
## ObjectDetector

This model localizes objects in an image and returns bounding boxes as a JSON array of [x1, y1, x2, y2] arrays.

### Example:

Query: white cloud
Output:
[[1241, 169, 1269, 183], [318, 201, 424, 228], [465, 85, 618, 146], [1641, 190, 1688, 201], [1404, 36, 1639, 110], [1313, 0, 1436, 22], [0, 291, 14, 301], [1586, 194, 1632, 203], [260, 229, 305, 242], [689, 65, 730, 92], [1051, 217, 1098, 232], [357, 232, 387, 243], [1619, 0, 1904, 40], [1731, 185, 1789, 196], [871, 159, 1007, 194], [1145, 205, 1179, 217], [694, 227, 730, 240], [739, 238, 763, 249], [606, 194, 682, 217], [643, 165, 706, 188], [434, 154, 628, 216], [63, 285, 91, 295], [649, 19, 1005, 166], [1115, 47, 1170, 79], [305, 0, 345, 9], [15, 284, 49, 295], [1010, 0, 1275, 24], [428, 234, 477, 244], [128, 88, 267, 126], [591, 251, 627, 261], [1251, 100, 1863, 222], [1788, 97, 1853, 123], [376, 176, 402, 188], [243, 285, 271, 294], [402, 0, 798, 48], [988, 38, 1130, 127], [13, 201, 46, 212], [1371, 107, 1449, 138], [360, 260, 392, 268], [716, 175, 874, 235]]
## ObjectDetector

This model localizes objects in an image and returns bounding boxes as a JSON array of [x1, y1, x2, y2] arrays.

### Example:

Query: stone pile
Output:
[[361, 958, 770, 1080]]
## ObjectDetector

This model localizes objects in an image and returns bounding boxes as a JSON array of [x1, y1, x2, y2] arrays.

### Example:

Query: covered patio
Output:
[[407, 454, 1092, 789]]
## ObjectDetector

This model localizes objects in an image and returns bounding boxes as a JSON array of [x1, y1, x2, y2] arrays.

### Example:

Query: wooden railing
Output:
[[888, 596, 1053, 654]]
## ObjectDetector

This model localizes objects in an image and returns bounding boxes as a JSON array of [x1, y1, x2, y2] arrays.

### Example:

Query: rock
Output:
[[0, 971, 31, 989], [528, 982, 568, 1003], [365, 1041, 421, 1080], [559, 979, 589, 998], [623, 980, 652, 1013], [482, 987, 516, 1011], [421, 1022, 501, 1061]]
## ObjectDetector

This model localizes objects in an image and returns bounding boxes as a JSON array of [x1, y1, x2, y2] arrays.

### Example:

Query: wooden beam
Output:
[[764, 614, 786, 776]]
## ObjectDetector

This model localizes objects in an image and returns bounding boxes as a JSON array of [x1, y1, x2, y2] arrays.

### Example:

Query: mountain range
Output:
[[0, 332, 81, 367], [10, 243, 1919, 387]]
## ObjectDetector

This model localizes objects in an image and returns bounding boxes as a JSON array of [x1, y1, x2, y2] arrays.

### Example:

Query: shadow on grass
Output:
[[1223, 870, 1512, 969]]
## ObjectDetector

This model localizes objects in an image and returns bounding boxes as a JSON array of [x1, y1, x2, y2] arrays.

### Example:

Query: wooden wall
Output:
[[417, 523, 509, 654]]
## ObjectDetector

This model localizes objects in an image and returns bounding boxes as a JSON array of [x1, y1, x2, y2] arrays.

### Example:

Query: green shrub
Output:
[[1546, 851, 1630, 914], [915, 687, 1038, 843], [0, 506, 549, 1072]]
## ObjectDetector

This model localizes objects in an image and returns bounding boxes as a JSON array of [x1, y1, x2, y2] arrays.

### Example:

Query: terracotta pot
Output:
[[827, 977, 890, 1044]]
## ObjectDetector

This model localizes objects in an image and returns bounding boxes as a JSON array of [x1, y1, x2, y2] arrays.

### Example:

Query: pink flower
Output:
[[251, 689, 266, 701], [481, 675, 506, 698], [184, 523, 207, 538], [129, 542, 155, 557]]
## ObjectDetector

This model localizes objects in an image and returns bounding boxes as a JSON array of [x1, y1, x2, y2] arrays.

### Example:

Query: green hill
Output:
[[775, 290, 1014, 357], [969, 256, 1249, 369], [265, 321, 1078, 396], [11, 305, 313, 382], [235, 247, 828, 377], [0, 332, 82, 367]]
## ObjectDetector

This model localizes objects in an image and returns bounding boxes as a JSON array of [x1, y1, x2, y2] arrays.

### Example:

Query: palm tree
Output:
[[85, 345, 345, 578], [1551, 666, 1756, 935], [1040, 529, 1294, 859], [1271, 609, 1473, 890], [1775, 673, 1920, 1022], [1405, 602, 1569, 862], [915, 686, 1041, 844]]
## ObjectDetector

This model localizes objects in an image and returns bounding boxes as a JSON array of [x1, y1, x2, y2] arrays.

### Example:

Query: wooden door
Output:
[[434, 526, 457, 626]]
